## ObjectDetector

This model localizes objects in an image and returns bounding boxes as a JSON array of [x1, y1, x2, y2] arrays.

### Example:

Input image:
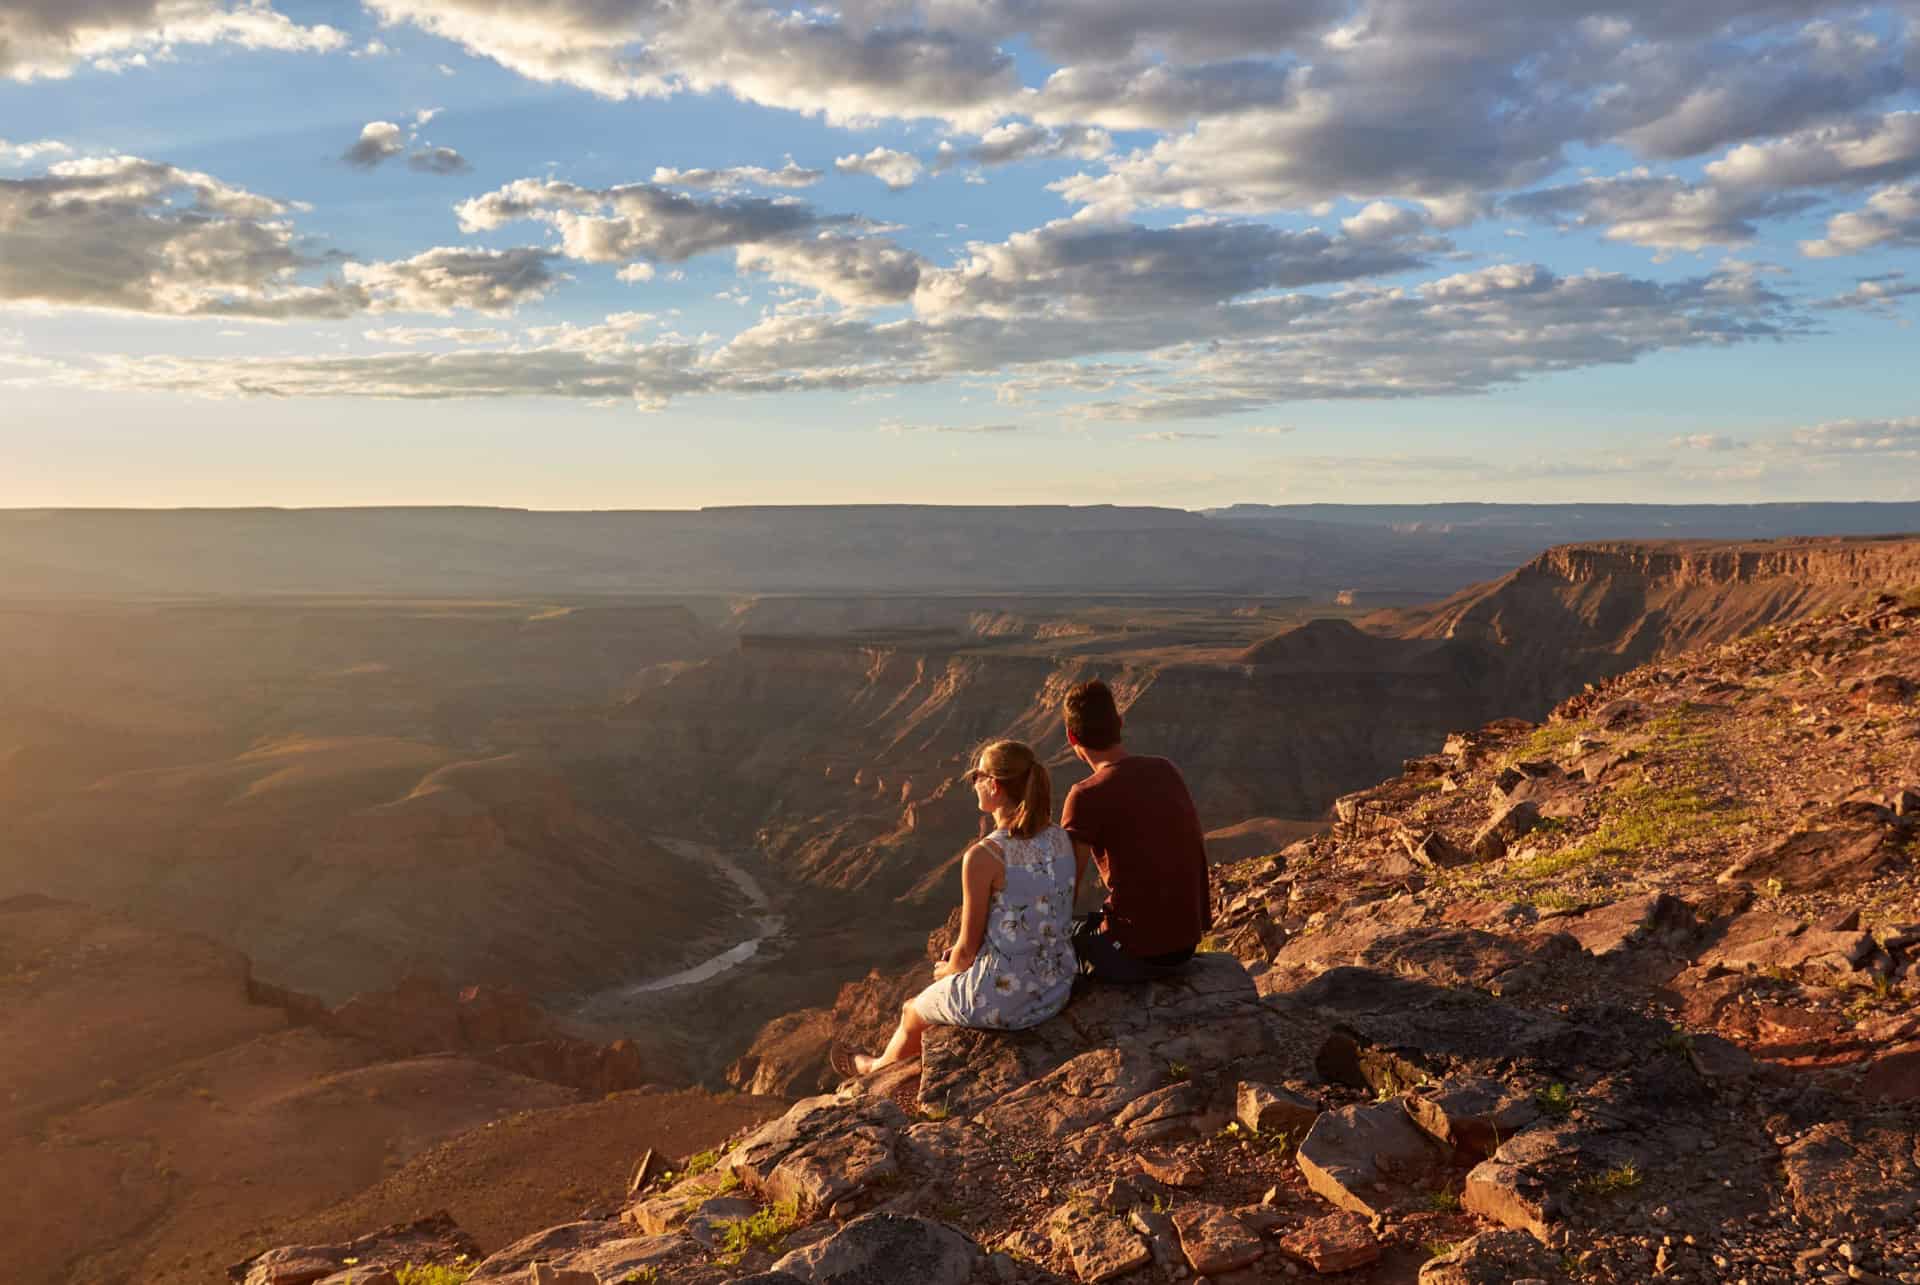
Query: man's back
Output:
[[1062, 755, 1211, 959]]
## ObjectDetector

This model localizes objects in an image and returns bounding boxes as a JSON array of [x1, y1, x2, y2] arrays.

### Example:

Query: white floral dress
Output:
[[913, 823, 1078, 1031]]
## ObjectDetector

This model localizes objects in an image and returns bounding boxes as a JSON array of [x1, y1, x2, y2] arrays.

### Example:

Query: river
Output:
[[595, 835, 787, 999]]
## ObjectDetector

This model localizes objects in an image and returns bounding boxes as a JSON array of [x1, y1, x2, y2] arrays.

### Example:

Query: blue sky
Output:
[[1, 0, 1918, 508]]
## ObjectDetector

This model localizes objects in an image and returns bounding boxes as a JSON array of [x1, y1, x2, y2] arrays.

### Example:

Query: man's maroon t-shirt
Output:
[[1061, 755, 1211, 958]]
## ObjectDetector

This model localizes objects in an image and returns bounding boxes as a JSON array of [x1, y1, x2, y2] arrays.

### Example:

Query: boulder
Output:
[[468, 1223, 681, 1284], [1276, 1212, 1381, 1273], [1170, 1204, 1262, 1275], [1472, 800, 1540, 861], [919, 953, 1273, 1126], [725, 1093, 908, 1213], [771, 1213, 977, 1285], [1404, 1077, 1542, 1160], [1235, 1081, 1321, 1138], [1296, 1101, 1450, 1219]]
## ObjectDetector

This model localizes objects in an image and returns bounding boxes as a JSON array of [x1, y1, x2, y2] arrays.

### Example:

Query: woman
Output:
[[842, 739, 1083, 1075]]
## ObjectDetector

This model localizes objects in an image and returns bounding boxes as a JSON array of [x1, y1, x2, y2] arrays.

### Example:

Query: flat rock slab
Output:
[[725, 1093, 907, 1213], [1418, 1229, 1570, 1284], [1171, 1204, 1262, 1275], [1277, 1211, 1380, 1274], [1720, 825, 1902, 892], [1462, 1123, 1585, 1239], [1405, 1076, 1541, 1160], [1561, 893, 1696, 959], [469, 1223, 682, 1284], [1050, 1204, 1151, 1283], [921, 953, 1272, 1123], [1296, 1100, 1449, 1219], [772, 1213, 977, 1285], [1782, 1118, 1920, 1231]]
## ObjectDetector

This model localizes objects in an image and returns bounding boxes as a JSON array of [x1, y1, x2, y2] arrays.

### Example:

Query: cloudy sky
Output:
[[2, 0, 1918, 508]]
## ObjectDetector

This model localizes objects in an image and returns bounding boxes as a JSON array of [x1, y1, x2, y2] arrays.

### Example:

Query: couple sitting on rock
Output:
[[845, 679, 1211, 1075]]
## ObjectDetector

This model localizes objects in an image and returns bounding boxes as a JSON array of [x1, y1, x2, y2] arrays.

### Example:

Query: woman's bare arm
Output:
[[937, 840, 1003, 977]]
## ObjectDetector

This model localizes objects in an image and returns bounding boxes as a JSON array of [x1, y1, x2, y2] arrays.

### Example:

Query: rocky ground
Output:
[[235, 594, 1920, 1285]]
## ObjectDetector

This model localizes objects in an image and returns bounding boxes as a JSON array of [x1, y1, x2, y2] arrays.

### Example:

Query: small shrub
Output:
[[1534, 1082, 1574, 1119], [715, 1199, 799, 1265], [1658, 1026, 1693, 1056], [1166, 1060, 1190, 1083], [682, 1148, 720, 1179], [1575, 1161, 1642, 1197], [393, 1266, 473, 1285], [1424, 1240, 1460, 1260], [1425, 1186, 1461, 1213], [620, 1271, 660, 1285]]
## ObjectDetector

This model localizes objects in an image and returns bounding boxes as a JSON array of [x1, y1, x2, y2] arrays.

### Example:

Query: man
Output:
[[1060, 679, 1211, 982]]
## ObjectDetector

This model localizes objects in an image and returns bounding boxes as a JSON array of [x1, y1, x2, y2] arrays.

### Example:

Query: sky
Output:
[[1, 0, 1918, 509]]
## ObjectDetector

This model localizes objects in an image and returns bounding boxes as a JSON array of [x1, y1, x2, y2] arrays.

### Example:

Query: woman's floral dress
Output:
[[912, 823, 1078, 1031]]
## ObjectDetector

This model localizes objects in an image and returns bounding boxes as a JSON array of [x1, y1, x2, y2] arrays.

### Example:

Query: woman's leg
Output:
[[854, 996, 932, 1073]]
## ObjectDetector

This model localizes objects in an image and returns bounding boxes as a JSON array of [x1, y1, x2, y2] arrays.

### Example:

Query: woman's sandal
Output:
[[828, 1043, 861, 1079]]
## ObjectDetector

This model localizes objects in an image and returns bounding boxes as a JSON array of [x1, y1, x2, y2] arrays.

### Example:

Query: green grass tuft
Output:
[[1575, 1161, 1643, 1197], [393, 1266, 472, 1285], [715, 1199, 800, 1265], [1534, 1082, 1574, 1119]]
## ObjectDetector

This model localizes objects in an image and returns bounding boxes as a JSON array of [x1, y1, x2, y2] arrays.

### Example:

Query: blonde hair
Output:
[[973, 739, 1051, 840]]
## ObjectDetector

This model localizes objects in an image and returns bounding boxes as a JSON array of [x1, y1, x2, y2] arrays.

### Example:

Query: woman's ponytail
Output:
[[976, 739, 1051, 839]]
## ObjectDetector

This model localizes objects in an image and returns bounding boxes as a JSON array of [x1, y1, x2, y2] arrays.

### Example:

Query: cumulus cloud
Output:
[[1, 0, 346, 82], [950, 123, 1111, 168], [343, 121, 406, 169], [456, 177, 827, 264], [0, 154, 366, 318], [652, 161, 823, 190], [735, 233, 926, 309], [362, 0, 1018, 126], [911, 215, 1437, 319], [1708, 111, 1920, 191], [881, 420, 1023, 434], [1135, 431, 1219, 441], [0, 138, 72, 165], [407, 145, 473, 175], [55, 254, 1806, 423], [835, 147, 924, 190], [1814, 271, 1920, 316], [1506, 171, 1814, 251], [344, 247, 561, 315], [0, 154, 559, 320], [1802, 184, 1920, 256]]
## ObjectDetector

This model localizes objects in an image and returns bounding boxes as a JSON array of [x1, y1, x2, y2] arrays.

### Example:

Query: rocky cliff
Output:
[[243, 589, 1920, 1285]]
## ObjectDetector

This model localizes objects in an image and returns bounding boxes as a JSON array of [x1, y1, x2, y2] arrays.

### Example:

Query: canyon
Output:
[[7, 513, 1920, 1283]]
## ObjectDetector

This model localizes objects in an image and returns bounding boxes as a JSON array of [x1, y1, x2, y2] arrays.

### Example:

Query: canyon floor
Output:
[[244, 589, 1920, 1285]]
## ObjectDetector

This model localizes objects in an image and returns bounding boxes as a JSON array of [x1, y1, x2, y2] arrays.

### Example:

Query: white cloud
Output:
[[407, 146, 473, 175], [1, 0, 346, 83], [414, 107, 441, 127], [456, 177, 827, 264], [616, 263, 656, 283], [1708, 111, 1920, 191], [364, 0, 1018, 127], [1814, 271, 1920, 316], [1790, 416, 1920, 454], [952, 122, 1111, 167], [1669, 433, 1746, 451], [1506, 171, 1814, 251], [343, 247, 561, 315], [0, 138, 73, 166], [343, 121, 405, 169], [651, 161, 824, 190], [835, 147, 924, 190], [736, 234, 925, 309], [1802, 184, 1920, 256], [1135, 431, 1219, 441]]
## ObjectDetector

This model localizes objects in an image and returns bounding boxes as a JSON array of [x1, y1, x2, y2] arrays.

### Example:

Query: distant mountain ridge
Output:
[[6, 502, 1920, 598]]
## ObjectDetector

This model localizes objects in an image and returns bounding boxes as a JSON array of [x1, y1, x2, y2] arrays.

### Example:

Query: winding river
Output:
[[600, 835, 787, 998]]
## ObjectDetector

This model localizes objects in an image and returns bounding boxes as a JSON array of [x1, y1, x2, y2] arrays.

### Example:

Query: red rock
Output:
[[1135, 1150, 1206, 1188], [1171, 1204, 1262, 1274], [1277, 1212, 1381, 1274], [1863, 1042, 1920, 1102]]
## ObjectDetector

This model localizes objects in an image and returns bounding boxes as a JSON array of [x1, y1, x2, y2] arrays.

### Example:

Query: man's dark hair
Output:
[[1064, 679, 1123, 751]]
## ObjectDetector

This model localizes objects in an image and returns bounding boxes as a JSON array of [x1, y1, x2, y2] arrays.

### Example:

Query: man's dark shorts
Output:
[[1072, 911, 1196, 984]]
